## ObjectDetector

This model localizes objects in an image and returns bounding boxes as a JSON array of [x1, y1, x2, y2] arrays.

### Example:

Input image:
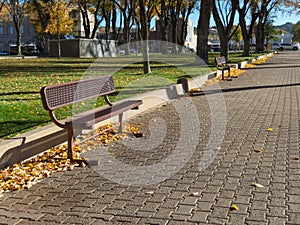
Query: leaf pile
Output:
[[0, 123, 138, 193], [252, 57, 267, 65], [245, 63, 256, 68], [212, 68, 246, 83]]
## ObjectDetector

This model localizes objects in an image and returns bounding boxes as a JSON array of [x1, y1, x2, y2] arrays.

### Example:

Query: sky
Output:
[[188, 10, 300, 27]]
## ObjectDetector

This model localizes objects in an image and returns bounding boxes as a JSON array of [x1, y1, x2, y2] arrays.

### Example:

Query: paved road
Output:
[[0, 51, 299, 224]]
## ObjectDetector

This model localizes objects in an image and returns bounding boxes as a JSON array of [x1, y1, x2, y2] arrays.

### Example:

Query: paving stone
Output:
[[188, 210, 209, 223], [267, 217, 288, 225], [135, 217, 169, 225], [287, 212, 300, 224], [228, 214, 247, 225]]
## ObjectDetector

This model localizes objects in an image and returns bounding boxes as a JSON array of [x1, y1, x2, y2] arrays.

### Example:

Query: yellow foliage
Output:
[[29, 0, 74, 35]]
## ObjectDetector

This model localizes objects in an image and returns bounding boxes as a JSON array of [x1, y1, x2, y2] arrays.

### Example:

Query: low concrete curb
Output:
[[0, 53, 272, 169]]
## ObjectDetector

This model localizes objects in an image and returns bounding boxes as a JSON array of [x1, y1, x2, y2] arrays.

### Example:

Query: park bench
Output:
[[40, 75, 142, 161], [215, 56, 236, 81]]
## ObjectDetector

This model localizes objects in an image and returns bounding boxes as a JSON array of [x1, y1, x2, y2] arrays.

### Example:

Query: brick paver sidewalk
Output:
[[0, 52, 299, 225]]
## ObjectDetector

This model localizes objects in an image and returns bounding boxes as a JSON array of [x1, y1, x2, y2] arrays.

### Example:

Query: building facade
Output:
[[0, 16, 36, 54]]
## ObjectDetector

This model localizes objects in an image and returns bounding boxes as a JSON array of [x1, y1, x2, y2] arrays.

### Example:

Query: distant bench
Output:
[[215, 56, 236, 81], [40, 75, 142, 161]]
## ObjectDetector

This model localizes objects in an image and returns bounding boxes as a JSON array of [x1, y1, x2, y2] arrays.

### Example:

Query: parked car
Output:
[[130, 48, 137, 54], [117, 48, 125, 55], [272, 43, 279, 50], [277, 43, 299, 51]]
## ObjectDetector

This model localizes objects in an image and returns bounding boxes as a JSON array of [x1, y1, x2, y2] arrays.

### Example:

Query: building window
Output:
[[9, 26, 14, 35], [20, 25, 24, 34], [0, 27, 3, 35]]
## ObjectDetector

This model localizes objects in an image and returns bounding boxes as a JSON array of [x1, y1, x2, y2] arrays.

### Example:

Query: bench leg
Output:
[[222, 69, 225, 80], [118, 113, 123, 133], [67, 129, 74, 161]]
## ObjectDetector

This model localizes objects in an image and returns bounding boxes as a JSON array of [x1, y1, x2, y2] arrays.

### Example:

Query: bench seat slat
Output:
[[65, 100, 142, 129]]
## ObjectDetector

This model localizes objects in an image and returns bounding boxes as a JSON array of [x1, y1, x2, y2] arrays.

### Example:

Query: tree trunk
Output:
[[219, 37, 229, 59], [196, 0, 211, 64], [16, 27, 22, 56], [237, 1, 258, 57], [57, 6, 61, 59], [243, 38, 250, 56], [81, 9, 90, 38], [171, 19, 177, 53], [138, 0, 151, 74], [159, 0, 168, 54], [12, 16, 22, 56], [112, 4, 117, 41], [212, 0, 237, 61], [123, 19, 130, 55], [256, 19, 264, 52], [57, 33, 61, 59]]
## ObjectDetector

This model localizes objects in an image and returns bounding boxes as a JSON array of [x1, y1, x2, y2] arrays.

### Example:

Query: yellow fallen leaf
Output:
[[188, 88, 202, 93], [267, 128, 273, 131], [254, 149, 263, 153], [251, 182, 264, 188], [145, 191, 154, 195], [230, 204, 239, 211]]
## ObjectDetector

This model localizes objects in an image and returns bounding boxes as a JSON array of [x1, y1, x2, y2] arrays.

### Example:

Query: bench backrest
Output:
[[40, 75, 115, 111], [215, 56, 226, 65]]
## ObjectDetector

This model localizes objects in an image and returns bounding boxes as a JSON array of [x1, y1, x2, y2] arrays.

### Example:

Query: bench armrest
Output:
[[104, 95, 113, 106]]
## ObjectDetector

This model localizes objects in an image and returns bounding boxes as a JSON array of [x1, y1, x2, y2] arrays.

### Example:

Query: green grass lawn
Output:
[[0, 52, 262, 140]]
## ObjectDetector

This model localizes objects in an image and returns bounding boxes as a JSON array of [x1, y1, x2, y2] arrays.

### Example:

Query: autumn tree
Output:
[[178, 0, 196, 48], [236, 0, 259, 56], [0, 0, 5, 12], [154, 0, 169, 54], [254, 0, 280, 52], [29, 0, 51, 56], [113, 0, 136, 55], [102, 0, 114, 40], [233, 25, 242, 50], [169, 0, 184, 53], [196, 0, 212, 64], [44, 0, 74, 58], [264, 20, 279, 45], [212, 0, 238, 60], [76, 0, 92, 38], [5, 0, 29, 55]]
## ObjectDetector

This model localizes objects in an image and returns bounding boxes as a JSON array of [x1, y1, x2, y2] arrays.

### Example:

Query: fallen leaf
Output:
[[267, 128, 273, 132], [293, 157, 299, 160], [188, 88, 202, 93], [145, 191, 154, 195], [251, 182, 264, 188], [230, 204, 239, 211], [254, 149, 263, 153]]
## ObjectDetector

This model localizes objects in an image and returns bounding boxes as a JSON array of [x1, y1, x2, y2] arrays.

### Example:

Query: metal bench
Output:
[[40, 75, 142, 161], [215, 56, 236, 81]]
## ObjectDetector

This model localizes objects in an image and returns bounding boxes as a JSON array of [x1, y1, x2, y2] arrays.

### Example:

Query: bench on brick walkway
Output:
[[40, 75, 142, 161], [215, 56, 236, 81]]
